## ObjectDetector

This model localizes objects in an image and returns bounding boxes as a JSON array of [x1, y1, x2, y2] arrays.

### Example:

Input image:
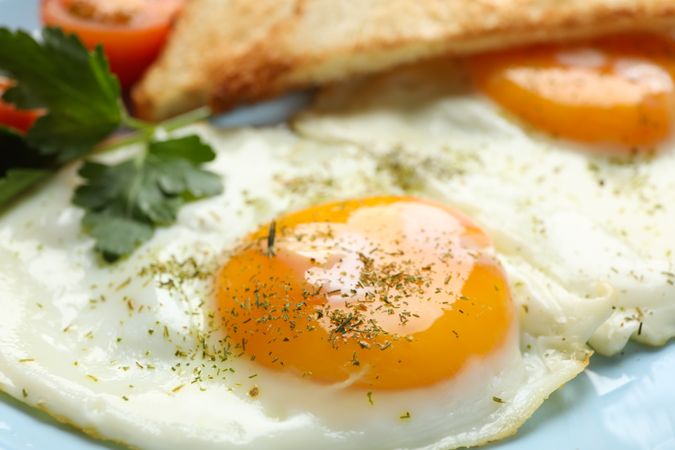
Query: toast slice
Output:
[[132, 0, 299, 120], [133, 0, 675, 121]]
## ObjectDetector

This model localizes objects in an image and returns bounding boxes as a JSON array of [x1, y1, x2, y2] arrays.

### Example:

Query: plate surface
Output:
[[1, 2, 674, 450]]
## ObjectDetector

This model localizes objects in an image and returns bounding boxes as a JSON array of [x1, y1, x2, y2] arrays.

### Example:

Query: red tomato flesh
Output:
[[41, 0, 183, 89], [0, 78, 42, 133]]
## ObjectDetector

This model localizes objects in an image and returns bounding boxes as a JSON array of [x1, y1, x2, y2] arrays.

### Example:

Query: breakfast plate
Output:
[[0, 2, 674, 450]]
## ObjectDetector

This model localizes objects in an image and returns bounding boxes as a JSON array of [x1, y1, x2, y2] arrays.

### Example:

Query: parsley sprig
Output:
[[0, 27, 222, 261], [74, 136, 222, 261], [0, 27, 121, 161]]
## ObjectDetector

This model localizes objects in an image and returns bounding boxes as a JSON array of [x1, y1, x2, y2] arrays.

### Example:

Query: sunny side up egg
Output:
[[295, 33, 675, 356], [218, 196, 514, 390], [0, 124, 599, 450]]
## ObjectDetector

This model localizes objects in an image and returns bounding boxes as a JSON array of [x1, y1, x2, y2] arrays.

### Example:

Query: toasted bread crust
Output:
[[132, 0, 298, 120], [134, 0, 675, 120]]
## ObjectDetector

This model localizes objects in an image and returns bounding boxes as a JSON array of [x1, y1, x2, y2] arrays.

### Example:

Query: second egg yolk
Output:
[[469, 33, 675, 149], [216, 197, 514, 390]]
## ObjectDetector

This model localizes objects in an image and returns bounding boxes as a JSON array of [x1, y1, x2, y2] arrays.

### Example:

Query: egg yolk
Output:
[[469, 33, 675, 148], [216, 197, 514, 390]]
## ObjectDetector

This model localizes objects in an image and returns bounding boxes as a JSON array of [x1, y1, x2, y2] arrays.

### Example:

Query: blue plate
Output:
[[1, 2, 674, 449]]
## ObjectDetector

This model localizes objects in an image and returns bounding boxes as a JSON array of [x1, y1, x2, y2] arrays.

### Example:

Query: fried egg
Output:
[[294, 34, 675, 356], [0, 124, 603, 450]]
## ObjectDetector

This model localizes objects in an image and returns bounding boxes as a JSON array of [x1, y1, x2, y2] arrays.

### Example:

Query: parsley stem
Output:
[[95, 106, 213, 154], [160, 106, 212, 132], [122, 114, 154, 131], [94, 131, 147, 154]]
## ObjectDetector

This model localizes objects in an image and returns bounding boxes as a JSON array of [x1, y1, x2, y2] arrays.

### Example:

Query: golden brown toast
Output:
[[133, 0, 675, 121]]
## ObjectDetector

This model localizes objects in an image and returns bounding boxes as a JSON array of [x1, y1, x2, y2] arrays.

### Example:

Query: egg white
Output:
[[294, 58, 675, 355], [0, 124, 597, 449]]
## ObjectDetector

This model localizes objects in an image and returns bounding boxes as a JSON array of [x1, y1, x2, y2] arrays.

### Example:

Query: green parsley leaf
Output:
[[0, 27, 122, 162], [80, 213, 154, 263], [74, 135, 223, 261], [0, 169, 50, 208], [0, 126, 45, 171], [0, 127, 50, 207]]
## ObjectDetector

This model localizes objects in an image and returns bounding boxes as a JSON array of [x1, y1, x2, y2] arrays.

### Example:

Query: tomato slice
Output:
[[41, 0, 183, 89], [0, 78, 42, 133]]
